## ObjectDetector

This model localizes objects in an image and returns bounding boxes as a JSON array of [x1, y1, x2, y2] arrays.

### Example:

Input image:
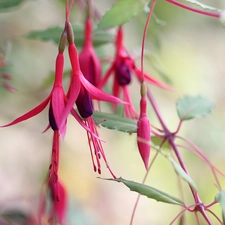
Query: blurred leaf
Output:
[[215, 190, 225, 224], [167, 157, 198, 192], [151, 136, 169, 150], [93, 111, 137, 133], [104, 177, 184, 206], [184, 0, 221, 12], [176, 95, 213, 121], [26, 25, 114, 47], [1, 210, 28, 224], [98, 0, 149, 29], [0, 0, 27, 11], [41, 69, 71, 89]]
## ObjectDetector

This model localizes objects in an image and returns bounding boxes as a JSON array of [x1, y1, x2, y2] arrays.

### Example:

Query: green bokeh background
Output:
[[0, 0, 225, 224]]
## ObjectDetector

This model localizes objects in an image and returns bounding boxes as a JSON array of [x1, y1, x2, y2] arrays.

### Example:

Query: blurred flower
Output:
[[99, 26, 171, 119], [79, 17, 101, 86]]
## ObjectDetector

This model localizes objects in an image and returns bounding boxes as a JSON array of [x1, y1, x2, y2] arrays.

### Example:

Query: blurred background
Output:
[[0, 0, 225, 224]]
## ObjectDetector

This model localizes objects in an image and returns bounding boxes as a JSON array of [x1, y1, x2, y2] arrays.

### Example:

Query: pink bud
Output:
[[79, 17, 102, 87], [137, 84, 151, 170]]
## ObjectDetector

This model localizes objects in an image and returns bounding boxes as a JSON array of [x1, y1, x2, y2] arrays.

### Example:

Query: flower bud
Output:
[[137, 83, 150, 170], [76, 87, 94, 118], [115, 59, 131, 85]]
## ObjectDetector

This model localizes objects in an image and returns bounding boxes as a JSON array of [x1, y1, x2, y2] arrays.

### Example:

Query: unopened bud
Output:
[[66, 22, 74, 44], [58, 31, 67, 53], [140, 82, 147, 98]]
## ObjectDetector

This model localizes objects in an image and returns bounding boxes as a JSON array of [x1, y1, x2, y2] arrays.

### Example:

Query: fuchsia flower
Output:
[[60, 22, 128, 177], [79, 17, 101, 86], [48, 130, 67, 224], [99, 26, 171, 119], [1, 31, 68, 136], [39, 131, 67, 225]]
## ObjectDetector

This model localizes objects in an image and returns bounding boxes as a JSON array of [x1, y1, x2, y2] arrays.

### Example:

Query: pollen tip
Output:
[[93, 165, 97, 172], [98, 168, 101, 174]]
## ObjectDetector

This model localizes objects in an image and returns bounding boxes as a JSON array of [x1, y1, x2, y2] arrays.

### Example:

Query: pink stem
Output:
[[166, 0, 220, 18]]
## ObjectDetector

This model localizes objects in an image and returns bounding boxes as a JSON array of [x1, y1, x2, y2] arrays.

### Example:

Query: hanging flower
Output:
[[0, 31, 68, 137], [99, 26, 171, 119], [79, 17, 101, 86]]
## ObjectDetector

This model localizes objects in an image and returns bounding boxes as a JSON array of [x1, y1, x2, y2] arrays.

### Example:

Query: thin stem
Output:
[[165, 0, 220, 18], [205, 209, 224, 225], [129, 151, 159, 225], [146, 87, 213, 224], [176, 135, 223, 190], [140, 0, 157, 82]]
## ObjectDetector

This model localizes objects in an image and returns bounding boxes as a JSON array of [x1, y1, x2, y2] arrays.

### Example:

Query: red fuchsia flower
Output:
[[79, 17, 101, 87], [0, 31, 68, 136], [38, 131, 67, 225], [60, 22, 128, 178], [48, 130, 67, 224], [137, 83, 151, 170], [98, 26, 172, 119]]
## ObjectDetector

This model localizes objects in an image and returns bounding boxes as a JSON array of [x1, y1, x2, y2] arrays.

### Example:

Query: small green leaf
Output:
[[41, 69, 71, 89], [167, 157, 198, 192], [103, 177, 184, 206], [151, 136, 169, 150], [93, 111, 137, 133], [98, 0, 149, 29], [184, 0, 221, 12], [0, 0, 27, 11], [26, 26, 114, 47], [176, 95, 213, 121], [215, 190, 225, 224]]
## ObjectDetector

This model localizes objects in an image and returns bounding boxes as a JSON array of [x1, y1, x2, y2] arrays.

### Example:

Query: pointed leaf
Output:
[[184, 0, 221, 12], [0, 0, 28, 11], [26, 26, 114, 47], [176, 95, 214, 121], [167, 157, 198, 192], [103, 177, 184, 206], [98, 0, 149, 29], [215, 190, 225, 224], [151, 136, 169, 150], [93, 111, 137, 133]]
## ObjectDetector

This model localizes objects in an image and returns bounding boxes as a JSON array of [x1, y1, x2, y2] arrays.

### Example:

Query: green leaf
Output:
[[41, 69, 71, 89], [103, 177, 184, 206], [98, 0, 149, 29], [184, 0, 221, 12], [1, 210, 28, 224], [151, 136, 169, 150], [0, 0, 27, 11], [176, 95, 214, 121], [26, 26, 114, 47], [93, 111, 137, 133], [215, 190, 225, 224], [167, 157, 198, 192]]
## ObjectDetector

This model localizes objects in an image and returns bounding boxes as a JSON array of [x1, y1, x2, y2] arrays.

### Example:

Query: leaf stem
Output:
[[165, 0, 220, 18]]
